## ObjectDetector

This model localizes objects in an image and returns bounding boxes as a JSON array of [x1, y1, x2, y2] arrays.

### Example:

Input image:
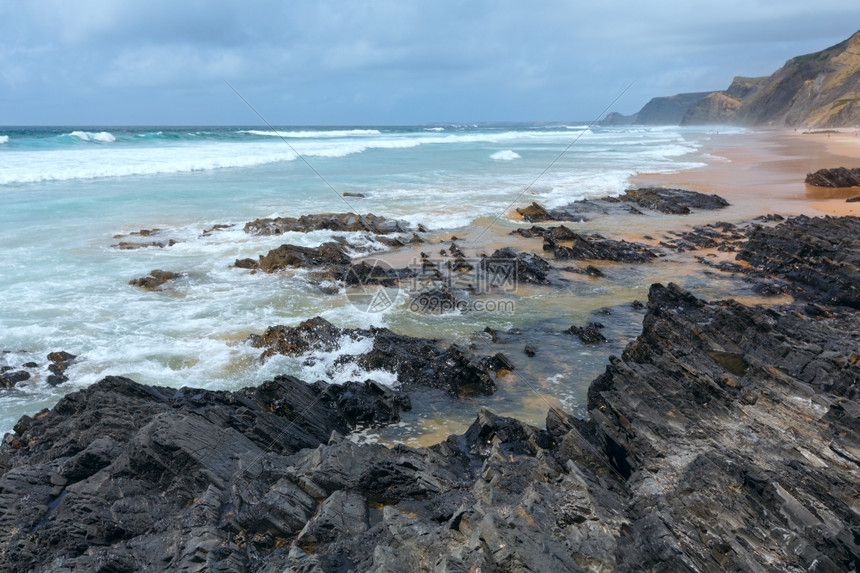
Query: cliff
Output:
[[683, 31, 860, 127], [609, 31, 860, 128], [633, 92, 710, 124]]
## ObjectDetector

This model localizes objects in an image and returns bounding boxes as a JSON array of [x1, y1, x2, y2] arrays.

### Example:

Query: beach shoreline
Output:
[[632, 127, 860, 219]]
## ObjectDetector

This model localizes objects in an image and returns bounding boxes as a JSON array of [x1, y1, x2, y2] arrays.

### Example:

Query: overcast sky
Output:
[[1, 1, 858, 125]]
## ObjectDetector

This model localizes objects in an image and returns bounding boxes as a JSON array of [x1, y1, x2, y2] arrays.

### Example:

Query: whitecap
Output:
[[701, 153, 731, 164], [239, 129, 381, 138], [68, 130, 116, 143], [490, 150, 521, 161], [0, 135, 8, 144]]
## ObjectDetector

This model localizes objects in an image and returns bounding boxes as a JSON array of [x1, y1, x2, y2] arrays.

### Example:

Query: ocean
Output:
[[0, 124, 740, 441]]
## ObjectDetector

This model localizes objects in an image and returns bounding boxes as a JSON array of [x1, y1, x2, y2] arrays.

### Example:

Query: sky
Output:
[[1, 1, 858, 126]]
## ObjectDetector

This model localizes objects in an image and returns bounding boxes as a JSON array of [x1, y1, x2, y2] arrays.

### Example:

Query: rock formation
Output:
[[243, 213, 415, 235], [1, 215, 858, 571], [806, 167, 860, 187], [611, 30, 860, 128]]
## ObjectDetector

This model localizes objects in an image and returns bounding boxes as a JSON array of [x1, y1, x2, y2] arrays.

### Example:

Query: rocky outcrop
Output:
[[563, 322, 607, 343], [1, 216, 858, 571], [46, 351, 76, 386], [128, 270, 180, 290], [0, 370, 30, 388], [806, 167, 860, 187], [253, 242, 352, 273], [514, 224, 659, 263], [480, 247, 553, 284], [548, 231, 658, 263], [619, 188, 729, 214], [243, 213, 414, 235], [515, 202, 554, 222], [0, 375, 409, 572], [584, 282, 859, 571], [250, 317, 497, 397], [3, 276, 856, 570], [516, 188, 729, 223], [736, 215, 860, 308]]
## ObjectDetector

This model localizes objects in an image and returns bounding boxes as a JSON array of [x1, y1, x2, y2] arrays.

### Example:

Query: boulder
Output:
[[128, 269, 180, 290]]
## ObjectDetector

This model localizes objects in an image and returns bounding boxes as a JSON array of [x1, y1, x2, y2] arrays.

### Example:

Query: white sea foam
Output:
[[701, 153, 731, 164], [0, 135, 8, 144], [263, 333, 400, 387], [0, 128, 610, 185], [490, 150, 521, 160], [0, 144, 299, 184], [240, 129, 382, 138], [68, 130, 116, 142], [424, 127, 444, 131]]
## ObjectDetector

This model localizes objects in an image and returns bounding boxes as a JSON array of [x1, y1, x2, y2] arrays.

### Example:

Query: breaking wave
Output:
[[490, 150, 521, 160]]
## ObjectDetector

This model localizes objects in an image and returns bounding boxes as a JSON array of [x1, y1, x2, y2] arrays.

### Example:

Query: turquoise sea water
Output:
[[0, 124, 739, 438]]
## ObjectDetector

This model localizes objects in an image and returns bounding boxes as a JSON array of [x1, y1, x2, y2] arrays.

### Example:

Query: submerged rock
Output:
[[112, 239, 177, 250], [563, 322, 607, 343]]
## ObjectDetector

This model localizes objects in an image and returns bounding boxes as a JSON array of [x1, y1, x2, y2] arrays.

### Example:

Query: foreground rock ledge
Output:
[[2, 215, 858, 572], [1, 281, 857, 571]]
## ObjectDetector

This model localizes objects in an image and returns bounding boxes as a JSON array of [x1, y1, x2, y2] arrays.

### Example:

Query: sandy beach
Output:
[[634, 128, 860, 219]]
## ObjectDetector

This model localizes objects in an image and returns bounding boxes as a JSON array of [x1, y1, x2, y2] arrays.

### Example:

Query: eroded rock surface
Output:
[[243, 213, 415, 235], [1, 216, 858, 572], [128, 269, 180, 290], [736, 215, 860, 308], [516, 188, 729, 222], [805, 167, 860, 187], [250, 317, 497, 397], [514, 225, 659, 263], [0, 375, 408, 572]]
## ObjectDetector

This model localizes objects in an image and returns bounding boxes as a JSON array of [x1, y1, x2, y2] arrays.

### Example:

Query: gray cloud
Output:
[[1, 0, 858, 124]]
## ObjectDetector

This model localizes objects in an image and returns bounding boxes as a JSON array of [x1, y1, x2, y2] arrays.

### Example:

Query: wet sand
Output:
[[633, 128, 860, 219]]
